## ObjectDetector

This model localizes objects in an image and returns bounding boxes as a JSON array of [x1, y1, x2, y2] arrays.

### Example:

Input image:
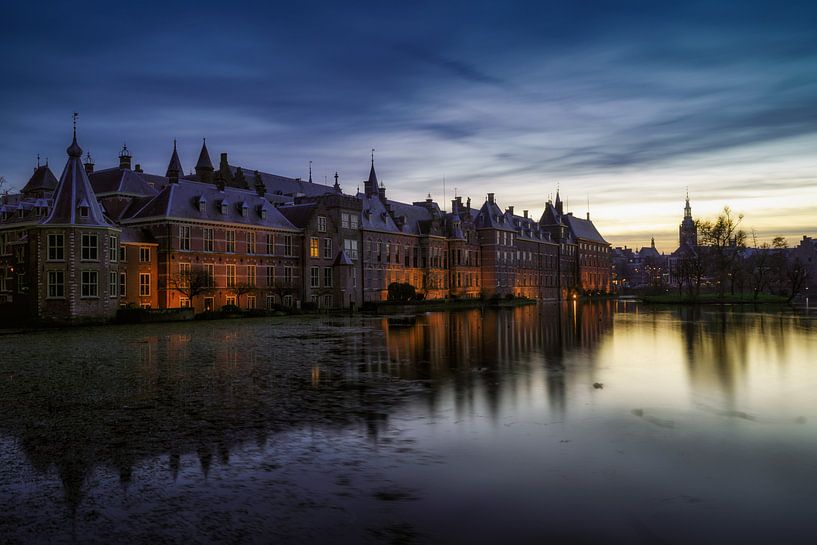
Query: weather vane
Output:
[[72, 112, 79, 134]]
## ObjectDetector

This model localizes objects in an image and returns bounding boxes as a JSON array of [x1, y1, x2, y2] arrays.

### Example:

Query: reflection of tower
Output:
[[679, 193, 697, 248]]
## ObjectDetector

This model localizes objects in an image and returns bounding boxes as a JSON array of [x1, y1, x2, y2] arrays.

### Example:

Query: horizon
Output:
[[2, 0, 816, 252]]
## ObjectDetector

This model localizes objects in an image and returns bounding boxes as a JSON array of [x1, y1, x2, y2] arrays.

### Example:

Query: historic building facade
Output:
[[1, 129, 612, 322]]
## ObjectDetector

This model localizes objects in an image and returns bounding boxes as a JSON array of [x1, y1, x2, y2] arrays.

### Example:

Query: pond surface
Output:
[[1, 303, 816, 544]]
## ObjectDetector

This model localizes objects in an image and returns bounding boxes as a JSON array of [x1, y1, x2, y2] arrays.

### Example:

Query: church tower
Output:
[[679, 193, 697, 248]]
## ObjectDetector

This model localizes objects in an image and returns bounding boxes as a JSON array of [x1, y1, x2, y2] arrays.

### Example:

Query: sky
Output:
[[1, 0, 816, 251]]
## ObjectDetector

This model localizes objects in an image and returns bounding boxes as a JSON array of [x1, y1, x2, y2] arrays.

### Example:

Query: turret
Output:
[[165, 140, 183, 183], [118, 144, 132, 170], [194, 139, 214, 182]]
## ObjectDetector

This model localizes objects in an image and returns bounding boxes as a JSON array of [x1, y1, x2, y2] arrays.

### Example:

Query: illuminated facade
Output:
[[1, 131, 612, 322]]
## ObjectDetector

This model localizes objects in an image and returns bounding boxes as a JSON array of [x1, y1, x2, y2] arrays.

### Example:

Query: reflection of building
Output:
[[1, 129, 612, 322]]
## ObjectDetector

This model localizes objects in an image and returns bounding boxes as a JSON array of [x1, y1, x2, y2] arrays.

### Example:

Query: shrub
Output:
[[220, 304, 241, 313], [388, 282, 416, 302]]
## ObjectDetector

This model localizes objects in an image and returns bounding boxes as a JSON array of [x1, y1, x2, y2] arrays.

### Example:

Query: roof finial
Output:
[[173, 139, 177, 151], [308, 160, 313, 183], [371, 148, 375, 167], [36, 153, 40, 168], [72, 112, 79, 138], [333, 171, 340, 190]]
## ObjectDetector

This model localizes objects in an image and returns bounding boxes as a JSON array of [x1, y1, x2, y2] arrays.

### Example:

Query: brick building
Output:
[[1, 129, 612, 323]]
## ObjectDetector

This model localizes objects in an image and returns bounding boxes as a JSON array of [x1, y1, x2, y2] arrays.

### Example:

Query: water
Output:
[[1, 303, 816, 544]]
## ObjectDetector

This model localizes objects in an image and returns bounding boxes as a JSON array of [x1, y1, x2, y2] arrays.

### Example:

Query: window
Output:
[[266, 233, 274, 255], [247, 231, 256, 254], [322, 294, 332, 308], [284, 235, 294, 257], [341, 213, 349, 229], [81, 234, 98, 261], [318, 216, 327, 232], [48, 234, 64, 261], [47, 270, 64, 298], [109, 236, 118, 262], [139, 273, 150, 296], [78, 205, 89, 218], [139, 246, 150, 262], [309, 237, 319, 258], [266, 266, 274, 287], [226, 295, 237, 306], [344, 239, 358, 260], [226, 230, 236, 253], [247, 265, 256, 287], [120, 272, 126, 297], [179, 262, 191, 287], [180, 297, 190, 308], [204, 264, 215, 287], [241, 203, 248, 217], [179, 226, 191, 251], [284, 266, 293, 286], [109, 271, 117, 297], [310, 266, 319, 288], [324, 238, 332, 259], [323, 267, 333, 288], [352, 267, 357, 288], [247, 295, 256, 309], [198, 197, 207, 213], [204, 228, 214, 252], [226, 264, 236, 287], [81, 270, 98, 297], [120, 245, 126, 262], [349, 214, 359, 230], [283, 294, 293, 307]]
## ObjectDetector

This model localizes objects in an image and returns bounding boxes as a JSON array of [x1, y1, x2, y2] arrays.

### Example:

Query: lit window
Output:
[[226, 264, 236, 287], [310, 237, 319, 258], [247, 265, 256, 287], [139, 273, 150, 296]]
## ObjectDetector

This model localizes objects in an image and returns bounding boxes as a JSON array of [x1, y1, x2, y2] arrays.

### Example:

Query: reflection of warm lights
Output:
[[311, 366, 320, 387], [572, 294, 577, 300]]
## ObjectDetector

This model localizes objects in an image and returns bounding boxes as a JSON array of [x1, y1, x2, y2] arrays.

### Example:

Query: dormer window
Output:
[[17, 208, 24, 218], [259, 205, 268, 219], [240, 202, 248, 217], [197, 196, 207, 212], [79, 206, 89, 218], [220, 200, 229, 215]]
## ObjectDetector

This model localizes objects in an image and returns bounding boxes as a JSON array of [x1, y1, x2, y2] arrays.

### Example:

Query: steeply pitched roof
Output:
[[357, 193, 400, 233], [41, 134, 113, 228], [195, 140, 214, 170], [563, 214, 608, 244], [21, 165, 59, 194], [166, 141, 184, 177], [123, 179, 298, 230], [89, 168, 160, 197], [474, 198, 515, 232]]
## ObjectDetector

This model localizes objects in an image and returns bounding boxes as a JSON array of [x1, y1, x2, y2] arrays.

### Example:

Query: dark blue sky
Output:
[[2, 0, 816, 247]]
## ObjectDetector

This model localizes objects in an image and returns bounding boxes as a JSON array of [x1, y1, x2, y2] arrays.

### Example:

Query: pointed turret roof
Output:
[[367, 160, 378, 187], [42, 131, 112, 227], [195, 139, 213, 171], [165, 140, 184, 177]]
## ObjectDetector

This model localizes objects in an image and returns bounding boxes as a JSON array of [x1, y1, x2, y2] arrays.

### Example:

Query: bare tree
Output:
[[233, 282, 257, 309], [168, 268, 214, 308], [699, 207, 746, 297], [0, 176, 9, 196]]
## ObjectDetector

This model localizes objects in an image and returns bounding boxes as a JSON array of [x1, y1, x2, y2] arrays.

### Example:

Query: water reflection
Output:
[[1, 303, 815, 544]]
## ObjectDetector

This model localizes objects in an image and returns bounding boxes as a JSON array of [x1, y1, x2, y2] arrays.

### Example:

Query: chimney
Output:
[[487, 193, 494, 204], [254, 171, 266, 196], [134, 164, 143, 173], [378, 182, 386, 201], [507, 205, 514, 215], [466, 197, 471, 210], [523, 210, 528, 218]]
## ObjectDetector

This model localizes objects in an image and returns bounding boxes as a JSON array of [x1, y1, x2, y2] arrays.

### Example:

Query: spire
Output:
[[43, 129, 111, 227], [165, 139, 183, 181], [364, 149, 379, 197], [554, 188, 563, 215], [308, 161, 313, 183], [684, 190, 692, 219], [333, 171, 341, 191], [195, 138, 214, 182], [651, 236, 656, 249]]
